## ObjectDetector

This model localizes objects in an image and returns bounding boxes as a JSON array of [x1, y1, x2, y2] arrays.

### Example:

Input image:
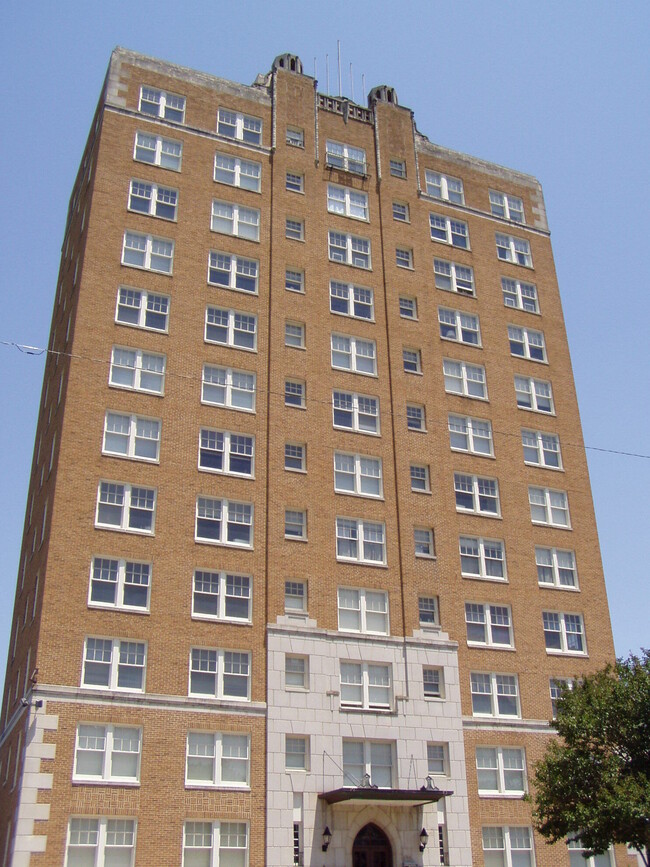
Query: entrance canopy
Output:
[[319, 787, 452, 807]]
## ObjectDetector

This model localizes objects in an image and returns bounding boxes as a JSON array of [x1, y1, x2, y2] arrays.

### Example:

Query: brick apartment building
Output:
[[0, 47, 628, 866]]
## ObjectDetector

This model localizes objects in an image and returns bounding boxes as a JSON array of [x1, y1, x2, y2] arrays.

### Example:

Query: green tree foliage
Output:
[[532, 651, 650, 865]]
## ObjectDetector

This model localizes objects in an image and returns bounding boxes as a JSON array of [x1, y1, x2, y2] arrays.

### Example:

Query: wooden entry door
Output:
[[352, 823, 393, 867]]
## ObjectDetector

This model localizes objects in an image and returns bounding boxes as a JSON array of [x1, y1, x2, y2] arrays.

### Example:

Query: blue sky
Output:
[[0, 0, 648, 678]]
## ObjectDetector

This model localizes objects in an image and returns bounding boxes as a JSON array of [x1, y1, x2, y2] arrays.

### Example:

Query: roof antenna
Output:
[[362, 73, 366, 102], [326, 54, 330, 95], [349, 63, 354, 103], [337, 40, 342, 97]]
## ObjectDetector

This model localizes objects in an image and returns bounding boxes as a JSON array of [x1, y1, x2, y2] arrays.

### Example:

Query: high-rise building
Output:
[[0, 47, 624, 867]]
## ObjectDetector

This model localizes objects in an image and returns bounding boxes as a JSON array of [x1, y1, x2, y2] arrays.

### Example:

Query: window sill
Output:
[[102, 452, 160, 465], [186, 782, 251, 791], [455, 510, 502, 520], [335, 559, 388, 569], [461, 574, 508, 584], [88, 604, 150, 616], [411, 488, 432, 495], [194, 538, 254, 550], [334, 491, 384, 502], [451, 448, 496, 460], [511, 354, 548, 365], [200, 401, 256, 414], [127, 208, 178, 224], [415, 554, 437, 561], [524, 461, 564, 472], [478, 792, 526, 800], [198, 468, 255, 480], [531, 521, 572, 531], [285, 535, 308, 543], [204, 341, 258, 353], [285, 467, 307, 474], [545, 650, 587, 658], [73, 778, 140, 787], [467, 643, 516, 652], [538, 583, 580, 592], [94, 524, 155, 537], [109, 384, 165, 398], [191, 614, 252, 626]]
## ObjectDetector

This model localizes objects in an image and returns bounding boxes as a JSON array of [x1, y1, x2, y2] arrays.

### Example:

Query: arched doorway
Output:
[[352, 823, 393, 867]]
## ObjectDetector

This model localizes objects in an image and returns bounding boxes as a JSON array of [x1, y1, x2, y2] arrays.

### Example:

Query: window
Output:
[[286, 127, 304, 147], [389, 159, 406, 178], [95, 482, 156, 534], [460, 536, 506, 580], [285, 581, 306, 614], [186, 732, 249, 786], [395, 247, 413, 268], [202, 366, 256, 411], [217, 107, 262, 144], [325, 140, 366, 174], [337, 588, 388, 633], [427, 743, 448, 775], [549, 678, 574, 718], [284, 321, 305, 348], [208, 251, 259, 293], [183, 822, 248, 866], [333, 390, 379, 434], [443, 359, 487, 399], [465, 603, 513, 647], [199, 430, 253, 477], [329, 281, 373, 320], [331, 334, 377, 375], [286, 737, 309, 770], [508, 326, 546, 361], [109, 347, 165, 395], [336, 519, 386, 565], [410, 464, 430, 492], [529, 487, 570, 527], [515, 376, 554, 414], [74, 724, 141, 783], [340, 662, 391, 709], [392, 201, 409, 221], [476, 747, 526, 796], [189, 648, 251, 700], [501, 277, 538, 312], [67, 818, 136, 866], [211, 200, 260, 241], [414, 528, 435, 558], [454, 473, 500, 516], [403, 348, 421, 373], [285, 443, 306, 472], [343, 740, 392, 787], [471, 673, 520, 718], [419, 596, 440, 627], [425, 170, 464, 204], [490, 191, 524, 223], [328, 231, 371, 268], [536, 547, 577, 589], [139, 85, 185, 122], [334, 452, 382, 497], [434, 258, 475, 296], [103, 412, 160, 462], [496, 233, 532, 267], [285, 510, 307, 540], [286, 172, 304, 193], [439, 308, 481, 345], [423, 667, 444, 699], [399, 296, 417, 319], [285, 218, 304, 241], [192, 572, 251, 622], [482, 827, 534, 867], [134, 132, 182, 170], [406, 403, 426, 431], [82, 637, 146, 691], [195, 498, 253, 547], [285, 269, 305, 293], [521, 431, 561, 470], [285, 656, 308, 690], [128, 180, 177, 220], [122, 231, 173, 274], [567, 840, 613, 867], [543, 612, 585, 654], [214, 153, 261, 192], [89, 557, 151, 611], [285, 379, 306, 408], [327, 184, 368, 220], [448, 414, 493, 456], [430, 213, 469, 248], [116, 287, 169, 332]]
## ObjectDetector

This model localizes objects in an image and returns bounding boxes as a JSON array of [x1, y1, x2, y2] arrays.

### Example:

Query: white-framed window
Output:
[[502, 277, 538, 312], [490, 191, 524, 223], [285, 655, 309, 690], [425, 170, 464, 204], [333, 390, 379, 434], [134, 131, 182, 170], [496, 233, 532, 267], [122, 231, 173, 274], [116, 287, 169, 332], [543, 612, 585, 654], [340, 662, 391, 709], [214, 152, 261, 192], [327, 184, 368, 220], [95, 482, 156, 534], [217, 107, 262, 144], [73, 724, 141, 783], [285, 379, 306, 408], [336, 519, 386, 565], [399, 296, 417, 319], [482, 826, 534, 867], [567, 840, 614, 867], [202, 366, 256, 412], [331, 333, 377, 375], [434, 258, 475, 296], [329, 281, 373, 320], [465, 603, 513, 647], [286, 736, 309, 770], [285, 509, 307, 540], [103, 412, 160, 462], [515, 376, 554, 414], [471, 673, 520, 718], [285, 580, 306, 614], [286, 172, 304, 193], [460, 536, 506, 580], [389, 159, 406, 178], [454, 473, 500, 516], [211, 200, 260, 241], [208, 251, 259, 293], [439, 308, 481, 345], [334, 452, 382, 497], [343, 740, 393, 787], [195, 498, 253, 547], [427, 743, 448, 776], [423, 666, 444, 699], [402, 348, 422, 374], [285, 218, 304, 241], [414, 528, 435, 558], [550, 678, 574, 718], [82, 637, 146, 692], [325, 140, 366, 174], [192, 571, 252, 622], [396, 247, 413, 268], [406, 403, 426, 431], [476, 747, 526, 796], [508, 326, 546, 361], [410, 464, 430, 492], [419, 596, 440, 627], [392, 201, 409, 221], [286, 126, 304, 147], [338, 588, 389, 633], [448, 414, 493, 456], [529, 487, 570, 528], [189, 648, 251, 700], [536, 547, 577, 589], [328, 231, 371, 268], [286, 269, 304, 293], [205, 307, 257, 350], [285, 443, 306, 472], [199, 429, 254, 476], [186, 732, 250, 787], [430, 213, 469, 248], [109, 347, 165, 395], [128, 180, 177, 220], [443, 359, 487, 399], [183, 821, 249, 866], [139, 85, 185, 122], [66, 817, 137, 866], [522, 430, 561, 469], [89, 557, 151, 611]]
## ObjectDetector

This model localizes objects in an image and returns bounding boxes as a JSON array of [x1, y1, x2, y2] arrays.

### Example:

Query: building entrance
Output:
[[352, 823, 393, 867]]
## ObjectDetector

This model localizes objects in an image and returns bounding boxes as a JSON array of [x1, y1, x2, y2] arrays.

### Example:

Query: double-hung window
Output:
[[328, 231, 371, 268], [423, 667, 444, 699], [189, 648, 251, 700], [482, 827, 534, 867], [82, 637, 146, 692], [337, 588, 388, 633], [211, 200, 260, 241], [122, 231, 173, 274], [536, 546, 578, 589], [217, 108, 262, 144], [116, 287, 169, 332], [325, 140, 366, 174], [89, 557, 151, 611], [471, 673, 520, 718], [128, 180, 177, 220], [454, 473, 500, 516], [410, 464, 430, 493], [285, 580, 306, 614], [389, 159, 406, 178], [427, 743, 448, 775], [489, 191, 524, 223], [183, 822, 248, 867], [340, 662, 391, 709], [496, 233, 532, 266], [336, 519, 386, 565], [343, 740, 392, 788], [508, 326, 546, 361], [195, 498, 253, 547], [331, 334, 377, 375], [439, 308, 481, 345], [285, 379, 306, 408], [329, 281, 374, 320], [465, 603, 513, 647], [95, 482, 156, 534], [567, 840, 614, 867], [285, 218, 304, 241], [285, 269, 304, 293], [67, 818, 137, 865], [208, 251, 258, 293], [286, 735, 308, 769], [186, 732, 249, 786], [522, 430, 561, 468], [202, 365, 256, 411], [434, 258, 475, 295], [501, 277, 538, 312], [419, 596, 440, 627], [543, 612, 586, 654], [392, 201, 409, 222], [334, 452, 382, 497], [406, 403, 426, 431], [285, 510, 307, 540], [529, 487, 570, 527], [514, 376, 554, 413], [285, 655, 308, 690], [395, 247, 413, 268], [205, 307, 257, 350], [460, 536, 506, 580], [327, 184, 368, 220], [430, 213, 469, 248], [402, 349, 421, 374], [214, 153, 261, 191], [284, 443, 306, 472], [443, 359, 487, 399], [332, 390, 379, 434], [74, 724, 141, 783], [139, 86, 185, 122], [286, 172, 304, 193], [286, 127, 304, 147], [425, 170, 464, 203], [134, 132, 182, 170], [103, 412, 160, 462], [550, 679, 574, 718], [476, 747, 526, 795], [199, 429, 254, 476], [448, 414, 494, 456], [110, 347, 165, 394], [414, 528, 435, 558], [399, 296, 417, 319], [192, 571, 251, 622]]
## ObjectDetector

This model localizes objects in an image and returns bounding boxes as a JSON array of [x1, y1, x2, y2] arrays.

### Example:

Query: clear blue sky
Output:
[[0, 0, 648, 679]]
